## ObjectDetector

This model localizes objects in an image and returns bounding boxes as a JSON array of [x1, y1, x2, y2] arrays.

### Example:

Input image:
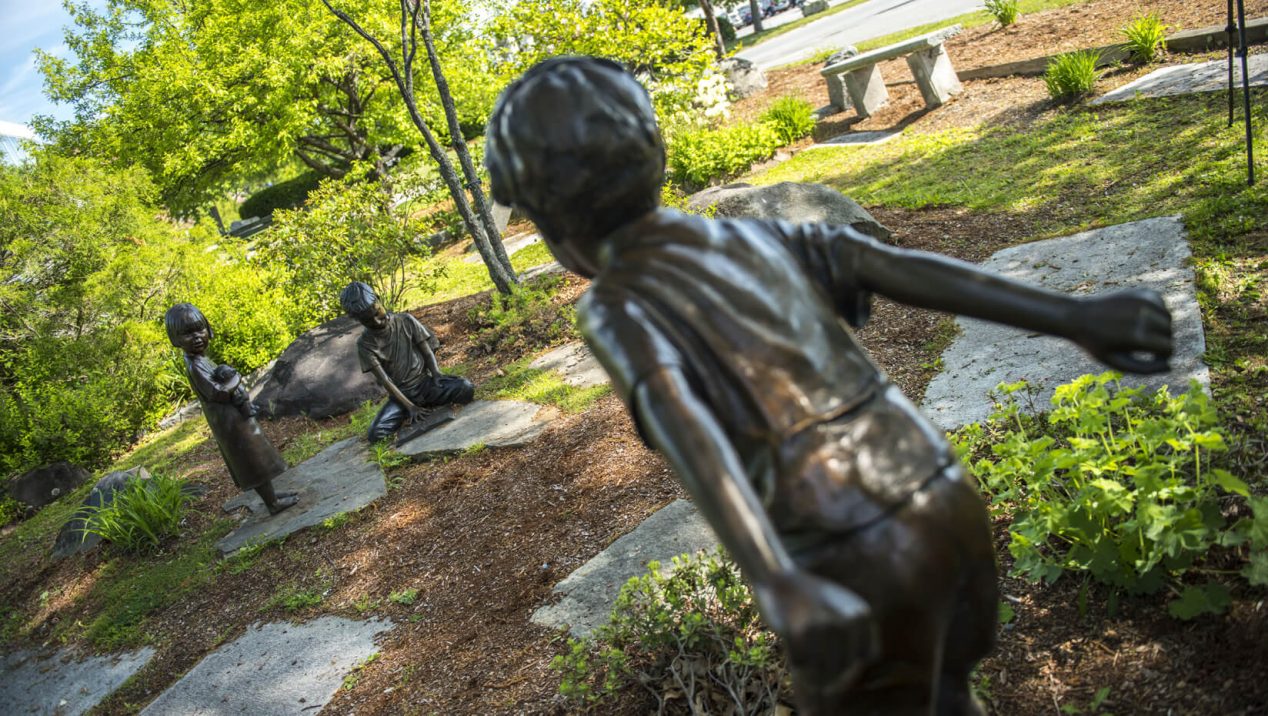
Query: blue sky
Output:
[[0, 0, 107, 132]]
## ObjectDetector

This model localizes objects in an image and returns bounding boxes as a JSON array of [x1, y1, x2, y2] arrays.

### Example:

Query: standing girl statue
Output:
[[165, 303, 298, 515]]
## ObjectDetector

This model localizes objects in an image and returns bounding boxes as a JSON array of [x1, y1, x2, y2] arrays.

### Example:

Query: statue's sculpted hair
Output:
[[340, 281, 379, 316], [484, 56, 665, 243], [164, 303, 212, 347]]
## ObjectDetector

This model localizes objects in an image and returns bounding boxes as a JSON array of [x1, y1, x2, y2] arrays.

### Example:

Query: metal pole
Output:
[[1237, 0, 1255, 185], [1227, 0, 1236, 126]]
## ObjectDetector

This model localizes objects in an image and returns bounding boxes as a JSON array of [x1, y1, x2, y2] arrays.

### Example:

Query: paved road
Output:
[[738, 0, 984, 69]]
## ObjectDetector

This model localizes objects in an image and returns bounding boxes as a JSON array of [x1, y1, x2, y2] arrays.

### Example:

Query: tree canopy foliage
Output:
[[37, 0, 497, 215], [0, 152, 300, 473], [489, 0, 716, 119]]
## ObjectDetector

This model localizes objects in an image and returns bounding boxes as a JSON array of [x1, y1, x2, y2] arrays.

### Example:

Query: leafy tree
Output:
[[322, 0, 518, 294], [261, 168, 445, 323], [36, 0, 498, 215], [490, 0, 716, 121], [0, 152, 299, 473]]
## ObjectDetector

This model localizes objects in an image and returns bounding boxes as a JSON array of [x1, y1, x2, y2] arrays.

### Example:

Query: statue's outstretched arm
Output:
[[853, 237, 1173, 374]]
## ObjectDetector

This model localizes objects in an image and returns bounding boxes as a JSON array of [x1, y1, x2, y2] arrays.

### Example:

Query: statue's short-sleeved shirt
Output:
[[579, 210, 951, 533], [356, 312, 433, 395]]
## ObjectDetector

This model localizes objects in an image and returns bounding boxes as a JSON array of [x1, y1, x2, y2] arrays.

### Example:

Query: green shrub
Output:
[[239, 171, 322, 219], [552, 548, 788, 710], [83, 473, 190, 554], [1044, 50, 1101, 101], [984, 0, 1019, 28], [468, 275, 576, 356], [954, 373, 1266, 618], [760, 96, 817, 145], [716, 15, 736, 43], [666, 121, 783, 190], [263, 172, 441, 323], [0, 496, 24, 528], [1121, 13, 1168, 64]]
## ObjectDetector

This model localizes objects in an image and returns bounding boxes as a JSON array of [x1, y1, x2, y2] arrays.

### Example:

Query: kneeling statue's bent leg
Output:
[[367, 399, 409, 443]]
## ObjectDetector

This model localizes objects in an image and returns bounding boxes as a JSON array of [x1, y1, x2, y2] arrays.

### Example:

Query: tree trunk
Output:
[[749, 0, 764, 32], [699, 0, 730, 59], [700, 0, 725, 59], [418, 0, 514, 276], [319, 0, 518, 295]]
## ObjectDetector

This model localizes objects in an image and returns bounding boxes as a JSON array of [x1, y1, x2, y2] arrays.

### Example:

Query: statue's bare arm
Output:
[[852, 238, 1173, 374]]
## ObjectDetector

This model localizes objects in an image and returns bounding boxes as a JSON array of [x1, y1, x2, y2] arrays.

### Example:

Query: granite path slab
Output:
[[397, 399, 559, 459], [217, 438, 385, 555], [464, 231, 542, 264], [528, 342, 608, 389], [0, 647, 154, 716], [1094, 54, 1268, 105], [804, 130, 902, 149], [139, 617, 391, 715], [921, 216, 1208, 430], [532, 499, 716, 637]]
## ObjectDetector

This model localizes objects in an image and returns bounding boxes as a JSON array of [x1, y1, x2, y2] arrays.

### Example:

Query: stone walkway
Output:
[[1094, 54, 1268, 105], [803, 129, 902, 149], [531, 499, 715, 637], [397, 399, 559, 458], [528, 342, 608, 389], [921, 216, 1208, 430], [140, 617, 390, 715], [217, 438, 386, 555], [0, 647, 154, 716], [464, 231, 542, 264]]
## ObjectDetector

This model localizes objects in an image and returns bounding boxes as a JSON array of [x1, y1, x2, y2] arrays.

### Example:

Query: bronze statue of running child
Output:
[[483, 57, 1173, 715]]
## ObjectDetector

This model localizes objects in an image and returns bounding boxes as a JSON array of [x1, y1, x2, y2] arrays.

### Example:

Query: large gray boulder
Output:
[[720, 57, 767, 99], [686, 182, 891, 241], [251, 316, 386, 419], [7, 462, 89, 509]]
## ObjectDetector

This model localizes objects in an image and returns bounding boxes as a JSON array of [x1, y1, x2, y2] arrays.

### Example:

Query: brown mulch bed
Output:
[[4, 2, 1268, 714]]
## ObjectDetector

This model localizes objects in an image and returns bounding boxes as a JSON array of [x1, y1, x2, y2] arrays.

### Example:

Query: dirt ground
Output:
[[4, 1, 1267, 714]]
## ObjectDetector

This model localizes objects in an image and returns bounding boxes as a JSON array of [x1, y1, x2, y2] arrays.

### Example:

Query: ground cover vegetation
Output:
[[4, 0, 1268, 713]]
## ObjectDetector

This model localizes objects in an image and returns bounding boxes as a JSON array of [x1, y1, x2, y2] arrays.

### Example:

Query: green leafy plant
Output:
[[984, 0, 1019, 28], [389, 588, 419, 606], [552, 548, 789, 711], [760, 96, 816, 146], [954, 373, 1265, 617], [468, 275, 575, 357], [0, 496, 25, 529], [1044, 50, 1101, 101], [370, 441, 410, 470], [1121, 13, 1168, 64], [82, 473, 189, 554], [263, 584, 324, 612], [666, 120, 784, 190]]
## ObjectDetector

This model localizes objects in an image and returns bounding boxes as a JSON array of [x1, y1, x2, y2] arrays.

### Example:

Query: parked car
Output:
[[770, 0, 793, 13], [730, 6, 752, 27]]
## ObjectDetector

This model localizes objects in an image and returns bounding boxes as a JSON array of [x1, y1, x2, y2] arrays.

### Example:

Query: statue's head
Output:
[[165, 303, 212, 355], [485, 56, 664, 277], [340, 281, 388, 330]]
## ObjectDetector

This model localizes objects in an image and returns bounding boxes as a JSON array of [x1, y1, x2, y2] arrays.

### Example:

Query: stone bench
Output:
[[820, 25, 963, 119]]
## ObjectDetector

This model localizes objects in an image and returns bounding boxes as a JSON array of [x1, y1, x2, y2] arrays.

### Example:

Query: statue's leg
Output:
[[256, 481, 299, 515], [413, 376, 476, 407], [933, 473, 998, 716], [367, 399, 407, 443], [787, 469, 993, 715]]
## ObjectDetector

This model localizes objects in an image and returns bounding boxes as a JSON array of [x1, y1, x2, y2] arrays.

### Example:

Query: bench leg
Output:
[[826, 74, 852, 113], [844, 64, 888, 118], [907, 45, 963, 107]]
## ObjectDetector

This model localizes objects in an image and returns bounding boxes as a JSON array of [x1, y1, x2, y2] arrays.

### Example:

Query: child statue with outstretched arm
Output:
[[483, 57, 1173, 715], [165, 303, 298, 515], [339, 282, 475, 443]]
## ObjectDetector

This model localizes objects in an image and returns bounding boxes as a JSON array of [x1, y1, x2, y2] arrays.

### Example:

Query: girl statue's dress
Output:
[[183, 354, 288, 491]]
